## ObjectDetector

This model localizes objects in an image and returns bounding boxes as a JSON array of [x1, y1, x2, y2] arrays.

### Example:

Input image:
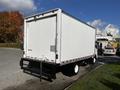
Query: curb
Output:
[[0, 47, 21, 51]]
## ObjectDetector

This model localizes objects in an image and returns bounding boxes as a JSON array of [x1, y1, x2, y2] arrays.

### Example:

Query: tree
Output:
[[0, 11, 24, 43]]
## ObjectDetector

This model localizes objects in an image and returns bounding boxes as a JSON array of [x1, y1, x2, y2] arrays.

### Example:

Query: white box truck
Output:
[[20, 8, 97, 81]]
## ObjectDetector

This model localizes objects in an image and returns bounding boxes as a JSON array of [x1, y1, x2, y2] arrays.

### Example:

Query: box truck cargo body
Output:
[[20, 8, 96, 80]]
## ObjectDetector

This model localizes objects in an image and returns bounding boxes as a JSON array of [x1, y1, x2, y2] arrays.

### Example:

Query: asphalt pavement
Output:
[[0, 48, 22, 79]]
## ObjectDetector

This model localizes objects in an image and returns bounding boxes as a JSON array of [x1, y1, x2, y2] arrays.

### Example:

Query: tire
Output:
[[87, 57, 96, 64], [93, 58, 96, 64], [74, 64, 79, 74], [62, 64, 79, 76], [90, 57, 96, 64]]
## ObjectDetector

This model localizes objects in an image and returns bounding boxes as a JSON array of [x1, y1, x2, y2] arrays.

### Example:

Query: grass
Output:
[[68, 63, 120, 90], [0, 43, 21, 48]]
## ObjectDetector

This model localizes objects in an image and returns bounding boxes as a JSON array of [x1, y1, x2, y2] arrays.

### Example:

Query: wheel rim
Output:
[[74, 65, 79, 73]]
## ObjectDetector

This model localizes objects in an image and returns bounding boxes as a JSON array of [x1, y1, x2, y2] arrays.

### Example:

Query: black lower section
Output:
[[20, 56, 96, 81], [20, 58, 59, 81]]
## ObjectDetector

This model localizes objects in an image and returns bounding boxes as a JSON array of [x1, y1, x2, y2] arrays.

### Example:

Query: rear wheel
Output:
[[62, 64, 80, 76], [93, 58, 96, 63], [86, 57, 97, 65], [74, 64, 79, 74]]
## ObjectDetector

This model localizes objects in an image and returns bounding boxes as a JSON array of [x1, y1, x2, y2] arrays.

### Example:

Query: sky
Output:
[[0, 0, 120, 36]]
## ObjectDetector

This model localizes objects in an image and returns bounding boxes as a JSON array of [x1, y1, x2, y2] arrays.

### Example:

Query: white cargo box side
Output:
[[60, 12, 96, 64]]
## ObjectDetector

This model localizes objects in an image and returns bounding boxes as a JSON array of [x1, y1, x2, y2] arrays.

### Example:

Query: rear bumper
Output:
[[20, 58, 59, 80]]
